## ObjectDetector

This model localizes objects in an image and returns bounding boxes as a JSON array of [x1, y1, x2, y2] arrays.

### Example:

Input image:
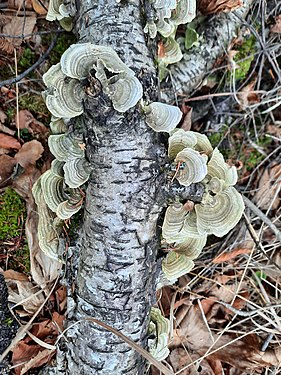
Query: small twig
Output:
[[14, 48, 20, 140], [0, 29, 63, 39], [261, 333, 274, 352], [182, 91, 266, 102], [216, 300, 281, 319], [243, 195, 281, 243], [55, 317, 174, 375], [0, 34, 58, 88]]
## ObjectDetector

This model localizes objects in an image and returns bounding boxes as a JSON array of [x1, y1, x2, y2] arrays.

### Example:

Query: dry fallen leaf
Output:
[[0, 133, 21, 149], [0, 123, 16, 136], [55, 286, 67, 312], [172, 304, 281, 370], [198, 0, 243, 14], [169, 348, 216, 375], [3, 270, 29, 282], [31, 0, 48, 14], [254, 163, 281, 210], [212, 248, 252, 264], [8, 0, 33, 10], [20, 348, 56, 375], [271, 15, 281, 34], [237, 79, 260, 110], [17, 110, 49, 139], [266, 124, 281, 139], [0, 109, 7, 124], [180, 104, 192, 131], [12, 319, 59, 375], [0, 154, 17, 187], [2, 15, 37, 47], [6, 278, 45, 314], [14, 140, 44, 168], [11, 163, 62, 287]]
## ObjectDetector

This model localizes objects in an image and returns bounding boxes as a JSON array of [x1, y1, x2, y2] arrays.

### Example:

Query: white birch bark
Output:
[[161, 0, 253, 101]]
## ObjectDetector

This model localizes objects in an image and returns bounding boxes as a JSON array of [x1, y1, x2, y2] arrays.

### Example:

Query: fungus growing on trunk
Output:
[[207, 147, 238, 186], [174, 148, 208, 186], [142, 102, 182, 132], [144, 0, 197, 71], [195, 187, 245, 236], [148, 307, 170, 361], [46, 0, 73, 31]]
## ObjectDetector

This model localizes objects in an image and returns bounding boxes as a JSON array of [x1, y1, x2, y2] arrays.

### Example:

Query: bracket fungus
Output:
[[32, 177, 64, 260], [148, 307, 170, 361], [46, 0, 73, 31], [195, 187, 244, 237], [49, 117, 68, 135], [43, 43, 144, 118], [63, 158, 91, 189], [174, 148, 208, 186], [162, 252, 194, 281], [100, 71, 143, 113], [48, 134, 85, 162], [162, 203, 188, 243], [171, 0, 197, 25], [207, 147, 238, 186], [43, 63, 85, 119], [143, 102, 182, 132], [168, 129, 197, 159], [144, 0, 196, 71], [161, 129, 244, 283], [158, 37, 183, 66]]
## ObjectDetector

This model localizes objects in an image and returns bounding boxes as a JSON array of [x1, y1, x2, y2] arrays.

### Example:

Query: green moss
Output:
[[232, 35, 256, 81], [67, 209, 84, 242], [19, 94, 49, 117], [208, 131, 224, 147], [0, 188, 26, 241], [207, 127, 232, 159], [44, 32, 76, 65], [19, 48, 35, 69], [14, 243, 30, 273], [6, 107, 15, 121], [4, 317, 14, 326], [246, 150, 264, 171], [255, 270, 267, 281]]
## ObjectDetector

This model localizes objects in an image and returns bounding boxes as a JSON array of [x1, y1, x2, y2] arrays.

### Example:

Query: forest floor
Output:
[[0, 1, 280, 374]]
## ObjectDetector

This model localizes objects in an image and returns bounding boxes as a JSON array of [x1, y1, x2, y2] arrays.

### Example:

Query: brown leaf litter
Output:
[[198, 0, 243, 15], [153, 271, 281, 374], [11, 313, 64, 375], [254, 163, 281, 211]]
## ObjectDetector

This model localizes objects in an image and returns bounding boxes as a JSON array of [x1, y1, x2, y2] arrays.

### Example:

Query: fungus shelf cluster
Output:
[[46, 0, 73, 31], [35, 41, 244, 361], [34, 43, 185, 261], [144, 0, 197, 69], [161, 129, 244, 283]]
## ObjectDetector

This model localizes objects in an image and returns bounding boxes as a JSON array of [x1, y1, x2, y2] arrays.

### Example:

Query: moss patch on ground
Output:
[[233, 35, 257, 81], [44, 32, 77, 66], [0, 188, 26, 241]]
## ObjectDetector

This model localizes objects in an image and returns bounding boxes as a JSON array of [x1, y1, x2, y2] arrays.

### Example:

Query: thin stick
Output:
[[14, 49, 20, 140], [243, 195, 281, 242], [182, 91, 266, 102], [0, 34, 58, 88], [55, 317, 174, 375]]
